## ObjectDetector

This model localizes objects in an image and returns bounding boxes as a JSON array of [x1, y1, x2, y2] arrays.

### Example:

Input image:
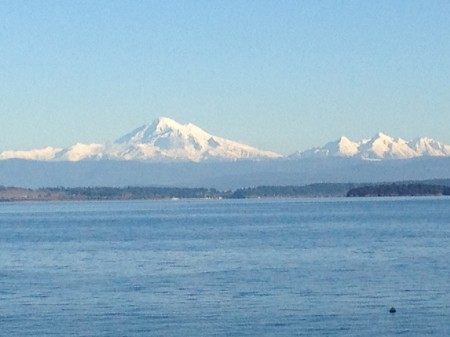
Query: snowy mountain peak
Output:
[[335, 136, 359, 156], [358, 133, 412, 159], [16, 117, 280, 162], [292, 133, 450, 160], [411, 137, 450, 157], [2, 119, 449, 162], [374, 132, 391, 139], [149, 117, 193, 135], [54, 143, 105, 161], [116, 117, 210, 145], [153, 116, 180, 127], [292, 135, 359, 159], [110, 117, 281, 162], [338, 135, 351, 142]]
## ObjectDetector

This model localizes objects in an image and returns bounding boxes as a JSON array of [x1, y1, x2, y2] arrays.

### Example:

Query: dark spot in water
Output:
[[390, 307, 396, 313]]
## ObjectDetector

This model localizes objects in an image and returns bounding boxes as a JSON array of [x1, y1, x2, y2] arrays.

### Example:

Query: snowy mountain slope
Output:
[[107, 117, 282, 162], [1, 119, 449, 162], [411, 137, 450, 157], [54, 143, 106, 161], [0, 117, 281, 162], [291, 133, 450, 160], [293, 136, 359, 158], [0, 146, 61, 161], [357, 133, 417, 159]]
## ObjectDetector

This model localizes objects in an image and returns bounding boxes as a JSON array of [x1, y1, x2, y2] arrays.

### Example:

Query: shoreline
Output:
[[1, 181, 450, 202]]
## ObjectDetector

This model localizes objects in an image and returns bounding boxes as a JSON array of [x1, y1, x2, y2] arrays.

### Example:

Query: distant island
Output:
[[1, 180, 450, 202], [346, 183, 450, 197], [0, 186, 222, 202]]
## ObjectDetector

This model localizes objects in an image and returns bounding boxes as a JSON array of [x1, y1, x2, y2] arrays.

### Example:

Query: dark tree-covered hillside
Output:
[[346, 184, 450, 197]]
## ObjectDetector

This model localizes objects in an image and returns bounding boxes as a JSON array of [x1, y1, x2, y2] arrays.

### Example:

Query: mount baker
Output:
[[1, 117, 449, 162], [0, 117, 280, 162]]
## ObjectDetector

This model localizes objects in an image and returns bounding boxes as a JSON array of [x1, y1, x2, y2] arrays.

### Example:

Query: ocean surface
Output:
[[0, 198, 449, 336]]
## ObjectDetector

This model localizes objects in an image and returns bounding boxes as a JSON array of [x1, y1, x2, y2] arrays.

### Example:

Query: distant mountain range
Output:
[[290, 133, 450, 160], [1, 117, 449, 162]]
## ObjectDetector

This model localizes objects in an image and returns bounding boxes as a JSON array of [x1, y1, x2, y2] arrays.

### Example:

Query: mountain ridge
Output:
[[1, 117, 449, 162], [291, 133, 450, 160], [0, 117, 281, 162]]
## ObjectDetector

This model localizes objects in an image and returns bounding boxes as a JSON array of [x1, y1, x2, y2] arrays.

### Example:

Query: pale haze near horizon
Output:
[[1, 0, 449, 155]]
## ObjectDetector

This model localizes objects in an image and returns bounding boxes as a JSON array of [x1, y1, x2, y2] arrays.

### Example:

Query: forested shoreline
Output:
[[1, 180, 450, 201], [346, 183, 450, 197]]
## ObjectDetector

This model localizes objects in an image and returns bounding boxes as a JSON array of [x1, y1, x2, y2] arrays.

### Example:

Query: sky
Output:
[[0, 0, 449, 155]]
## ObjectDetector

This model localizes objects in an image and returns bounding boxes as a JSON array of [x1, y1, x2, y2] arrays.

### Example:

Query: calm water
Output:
[[0, 198, 449, 336]]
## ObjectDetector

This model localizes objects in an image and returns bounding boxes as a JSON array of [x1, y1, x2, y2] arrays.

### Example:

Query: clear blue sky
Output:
[[1, 0, 449, 154]]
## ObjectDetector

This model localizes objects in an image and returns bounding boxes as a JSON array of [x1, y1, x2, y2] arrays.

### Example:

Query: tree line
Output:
[[1, 180, 450, 201], [346, 183, 450, 197]]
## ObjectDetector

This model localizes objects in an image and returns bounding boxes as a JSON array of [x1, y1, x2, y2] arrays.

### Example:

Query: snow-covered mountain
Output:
[[291, 133, 450, 160], [0, 117, 281, 162], [1, 120, 449, 162], [54, 143, 106, 161], [290, 136, 360, 158], [107, 117, 281, 161], [0, 146, 61, 161]]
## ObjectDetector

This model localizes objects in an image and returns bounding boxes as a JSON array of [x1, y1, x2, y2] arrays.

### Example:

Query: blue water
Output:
[[0, 198, 449, 336]]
